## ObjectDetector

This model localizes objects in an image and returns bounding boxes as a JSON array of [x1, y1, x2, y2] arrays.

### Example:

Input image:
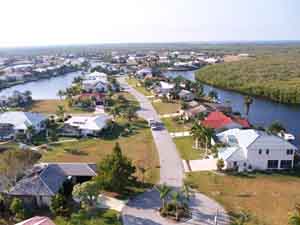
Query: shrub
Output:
[[10, 198, 26, 220], [217, 159, 225, 171]]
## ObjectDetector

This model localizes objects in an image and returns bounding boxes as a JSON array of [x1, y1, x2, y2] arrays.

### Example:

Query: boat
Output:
[[277, 132, 296, 141]]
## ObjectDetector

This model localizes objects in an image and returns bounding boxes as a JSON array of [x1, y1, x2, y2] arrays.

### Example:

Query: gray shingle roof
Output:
[[7, 163, 97, 197]]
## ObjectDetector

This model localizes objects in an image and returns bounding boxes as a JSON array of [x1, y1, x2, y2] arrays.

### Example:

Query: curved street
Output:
[[119, 78, 229, 225]]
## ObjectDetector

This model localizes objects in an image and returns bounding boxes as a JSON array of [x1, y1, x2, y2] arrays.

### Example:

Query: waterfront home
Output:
[[180, 103, 208, 120], [0, 111, 47, 136], [73, 93, 106, 107], [153, 81, 175, 97], [216, 128, 297, 172], [62, 114, 111, 137], [178, 89, 195, 102], [82, 71, 109, 92], [16, 216, 56, 225], [202, 111, 250, 132], [7, 163, 97, 207]]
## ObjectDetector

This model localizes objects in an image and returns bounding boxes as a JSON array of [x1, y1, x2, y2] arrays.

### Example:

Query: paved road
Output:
[[119, 78, 229, 225]]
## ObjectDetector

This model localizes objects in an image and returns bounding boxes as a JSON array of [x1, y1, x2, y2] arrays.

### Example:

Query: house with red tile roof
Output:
[[201, 111, 250, 132]]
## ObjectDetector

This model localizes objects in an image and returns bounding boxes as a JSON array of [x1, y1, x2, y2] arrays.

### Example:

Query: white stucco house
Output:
[[0, 111, 47, 137], [82, 71, 109, 92], [63, 114, 111, 137], [216, 129, 297, 172]]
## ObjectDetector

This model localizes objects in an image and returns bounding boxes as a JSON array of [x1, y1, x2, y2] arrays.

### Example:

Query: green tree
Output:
[[171, 191, 181, 221], [57, 90, 65, 100], [268, 121, 286, 134], [95, 142, 136, 193], [208, 90, 219, 102], [56, 105, 66, 121], [155, 184, 171, 210], [217, 159, 225, 171], [72, 181, 100, 210], [10, 198, 26, 220], [191, 123, 213, 154], [244, 96, 253, 116], [50, 193, 70, 217]]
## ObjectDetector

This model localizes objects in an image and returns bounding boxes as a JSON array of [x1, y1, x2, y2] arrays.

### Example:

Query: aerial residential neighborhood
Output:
[[0, 1, 300, 225]]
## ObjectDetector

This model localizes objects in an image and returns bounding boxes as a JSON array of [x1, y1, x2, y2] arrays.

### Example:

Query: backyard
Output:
[[186, 171, 300, 225], [41, 119, 159, 185]]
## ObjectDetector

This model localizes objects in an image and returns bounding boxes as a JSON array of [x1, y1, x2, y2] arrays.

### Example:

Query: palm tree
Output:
[[171, 191, 181, 221], [155, 184, 171, 210], [191, 124, 213, 155], [56, 105, 66, 121], [181, 182, 193, 201], [208, 90, 219, 102], [244, 96, 253, 116], [57, 90, 65, 100]]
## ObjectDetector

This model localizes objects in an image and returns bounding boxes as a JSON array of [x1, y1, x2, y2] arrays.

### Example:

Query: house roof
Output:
[[65, 114, 111, 131], [218, 146, 246, 161], [15, 216, 56, 225], [217, 129, 260, 149], [178, 89, 192, 97], [0, 111, 46, 130], [160, 81, 174, 90], [202, 111, 250, 130], [8, 163, 97, 197]]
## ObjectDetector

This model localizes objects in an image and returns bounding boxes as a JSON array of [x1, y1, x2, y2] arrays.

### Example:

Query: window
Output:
[[267, 160, 279, 169], [266, 149, 269, 155], [233, 161, 238, 167], [259, 149, 262, 154], [280, 160, 292, 169], [287, 149, 294, 155]]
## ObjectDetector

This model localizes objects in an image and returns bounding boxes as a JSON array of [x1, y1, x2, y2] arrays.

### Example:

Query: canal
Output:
[[0, 71, 81, 100], [164, 70, 300, 147]]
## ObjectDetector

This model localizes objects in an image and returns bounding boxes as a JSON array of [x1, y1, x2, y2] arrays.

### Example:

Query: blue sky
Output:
[[0, 0, 299, 47]]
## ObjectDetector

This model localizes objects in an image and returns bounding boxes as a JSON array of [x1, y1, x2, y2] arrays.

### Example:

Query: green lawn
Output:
[[54, 209, 121, 225], [186, 171, 300, 225], [41, 119, 159, 185], [126, 77, 152, 96], [173, 136, 205, 160], [152, 101, 181, 115], [161, 117, 192, 132]]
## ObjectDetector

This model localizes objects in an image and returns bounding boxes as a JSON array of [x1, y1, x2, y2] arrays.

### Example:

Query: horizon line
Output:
[[1, 39, 300, 50]]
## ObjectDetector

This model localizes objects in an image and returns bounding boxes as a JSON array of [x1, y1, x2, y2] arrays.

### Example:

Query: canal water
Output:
[[0, 71, 81, 100], [0, 70, 299, 147], [164, 70, 300, 147]]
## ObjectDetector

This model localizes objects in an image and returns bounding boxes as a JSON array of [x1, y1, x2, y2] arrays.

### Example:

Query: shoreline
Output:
[[0, 69, 80, 92], [195, 73, 300, 106]]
